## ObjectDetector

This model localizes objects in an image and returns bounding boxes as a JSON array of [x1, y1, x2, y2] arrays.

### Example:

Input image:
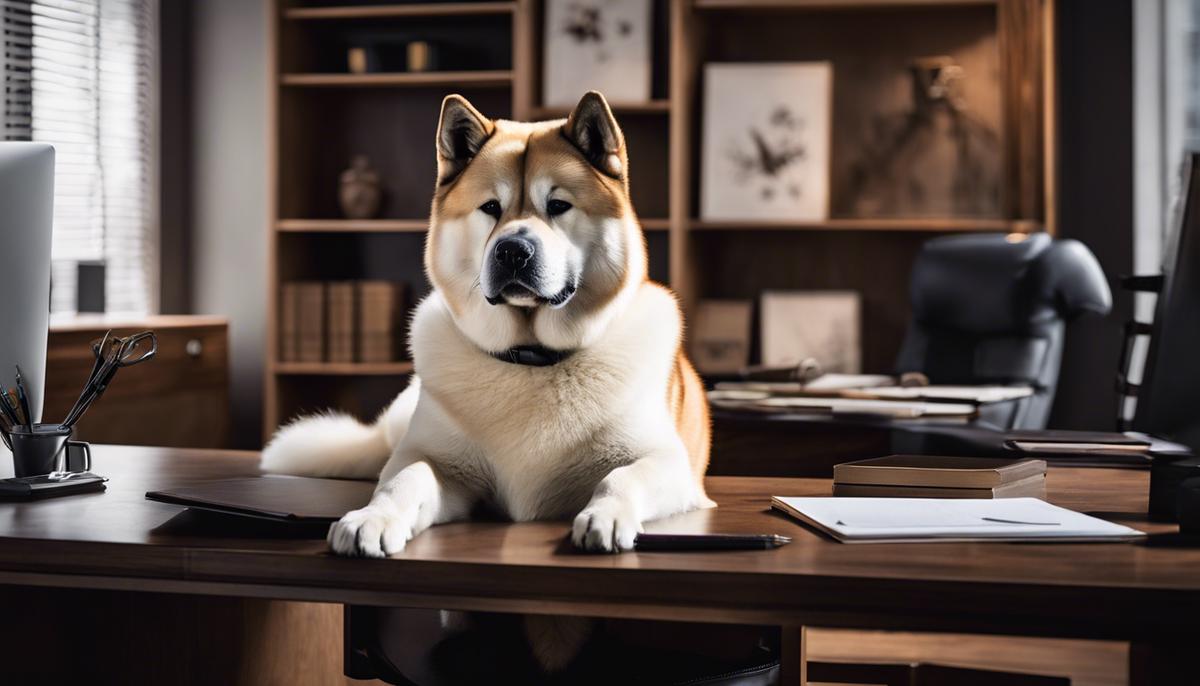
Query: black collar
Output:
[[490, 345, 574, 367]]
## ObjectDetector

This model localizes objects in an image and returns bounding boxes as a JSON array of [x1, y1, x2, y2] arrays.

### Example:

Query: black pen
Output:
[[633, 533, 792, 551], [14, 366, 33, 431]]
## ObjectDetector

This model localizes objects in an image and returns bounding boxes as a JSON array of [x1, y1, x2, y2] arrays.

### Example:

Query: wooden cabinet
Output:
[[44, 315, 231, 449]]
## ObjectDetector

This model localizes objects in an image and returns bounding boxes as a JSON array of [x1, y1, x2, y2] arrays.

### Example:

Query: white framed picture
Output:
[[701, 62, 833, 221], [760, 291, 860, 373], [543, 0, 652, 108]]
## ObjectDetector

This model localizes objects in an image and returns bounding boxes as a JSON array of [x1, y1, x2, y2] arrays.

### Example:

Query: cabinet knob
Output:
[[186, 339, 203, 358]]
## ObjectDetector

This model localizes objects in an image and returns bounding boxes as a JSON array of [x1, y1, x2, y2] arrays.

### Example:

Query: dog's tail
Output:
[[260, 376, 421, 480]]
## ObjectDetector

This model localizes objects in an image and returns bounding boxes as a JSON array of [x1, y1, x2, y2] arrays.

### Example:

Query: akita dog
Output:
[[262, 91, 711, 560]]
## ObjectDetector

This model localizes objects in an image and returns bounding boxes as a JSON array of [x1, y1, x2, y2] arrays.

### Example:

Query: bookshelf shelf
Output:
[[274, 218, 663, 233], [693, 0, 996, 10], [276, 219, 428, 233], [530, 100, 671, 120], [285, 3, 517, 21], [280, 71, 514, 88], [275, 361, 415, 376], [689, 218, 1037, 233]]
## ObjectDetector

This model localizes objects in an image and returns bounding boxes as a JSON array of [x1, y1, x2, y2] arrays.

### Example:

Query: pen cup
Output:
[[7, 424, 91, 478]]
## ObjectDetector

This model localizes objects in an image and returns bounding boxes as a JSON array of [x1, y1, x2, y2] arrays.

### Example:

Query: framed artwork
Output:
[[760, 291, 860, 373], [542, 0, 652, 108], [689, 300, 753, 375], [701, 62, 833, 221]]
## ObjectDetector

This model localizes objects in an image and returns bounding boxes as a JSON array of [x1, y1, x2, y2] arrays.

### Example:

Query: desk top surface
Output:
[[0, 445, 1195, 636]]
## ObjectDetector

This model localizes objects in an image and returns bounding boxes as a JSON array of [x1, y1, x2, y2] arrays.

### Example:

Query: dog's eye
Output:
[[479, 199, 502, 219], [546, 199, 573, 217]]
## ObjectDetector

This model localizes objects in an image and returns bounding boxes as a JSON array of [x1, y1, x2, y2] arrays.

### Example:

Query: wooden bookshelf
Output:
[[694, 0, 997, 9], [280, 71, 513, 88], [529, 99, 671, 120], [276, 219, 428, 233], [284, 3, 517, 21], [265, 0, 1054, 437], [275, 361, 415, 376], [690, 218, 1038, 232]]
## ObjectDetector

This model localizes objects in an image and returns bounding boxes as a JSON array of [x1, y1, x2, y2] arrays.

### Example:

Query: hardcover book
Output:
[[833, 474, 1046, 500], [833, 455, 1047, 490]]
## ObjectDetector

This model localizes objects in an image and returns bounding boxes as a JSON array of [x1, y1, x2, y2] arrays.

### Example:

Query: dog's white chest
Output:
[[422, 355, 639, 519], [407, 288, 682, 521]]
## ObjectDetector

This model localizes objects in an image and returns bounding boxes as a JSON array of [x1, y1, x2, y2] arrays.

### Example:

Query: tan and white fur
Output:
[[262, 92, 710, 568]]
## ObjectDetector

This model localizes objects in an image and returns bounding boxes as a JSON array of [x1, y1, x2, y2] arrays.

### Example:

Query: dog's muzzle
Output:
[[483, 235, 577, 308]]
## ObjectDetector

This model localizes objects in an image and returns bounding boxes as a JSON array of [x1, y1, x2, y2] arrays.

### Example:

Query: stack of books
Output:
[[279, 280, 406, 364], [832, 455, 1047, 499]]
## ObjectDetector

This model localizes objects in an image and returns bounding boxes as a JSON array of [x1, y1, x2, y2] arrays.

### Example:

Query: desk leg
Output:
[[1130, 638, 1192, 686], [780, 625, 807, 686]]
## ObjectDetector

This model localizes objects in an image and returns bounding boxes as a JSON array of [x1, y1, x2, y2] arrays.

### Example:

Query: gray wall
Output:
[[191, 0, 269, 448]]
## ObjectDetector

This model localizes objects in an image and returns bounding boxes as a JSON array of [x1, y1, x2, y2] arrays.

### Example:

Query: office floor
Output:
[[807, 629, 1128, 686]]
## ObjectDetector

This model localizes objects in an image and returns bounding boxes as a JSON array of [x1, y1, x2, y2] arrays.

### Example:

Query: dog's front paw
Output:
[[572, 497, 641, 553], [327, 504, 414, 558]]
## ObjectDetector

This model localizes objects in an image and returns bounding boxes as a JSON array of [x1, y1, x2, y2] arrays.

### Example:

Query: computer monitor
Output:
[[0, 143, 54, 425], [1134, 151, 1200, 451]]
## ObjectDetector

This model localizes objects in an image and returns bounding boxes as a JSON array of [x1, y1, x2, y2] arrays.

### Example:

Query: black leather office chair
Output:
[[894, 232, 1111, 429]]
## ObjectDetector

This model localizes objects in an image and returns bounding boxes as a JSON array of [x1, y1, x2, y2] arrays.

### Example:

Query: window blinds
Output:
[[3, 0, 157, 314], [1, 1, 32, 141]]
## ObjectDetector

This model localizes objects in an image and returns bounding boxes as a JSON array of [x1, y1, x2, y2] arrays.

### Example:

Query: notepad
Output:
[[771, 496, 1145, 543]]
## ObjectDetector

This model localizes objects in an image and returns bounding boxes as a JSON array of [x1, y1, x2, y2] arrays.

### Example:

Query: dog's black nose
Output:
[[494, 236, 535, 272]]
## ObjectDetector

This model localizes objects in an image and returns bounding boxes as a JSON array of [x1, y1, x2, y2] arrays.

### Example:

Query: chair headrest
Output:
[[909, 232, 1112, 335]]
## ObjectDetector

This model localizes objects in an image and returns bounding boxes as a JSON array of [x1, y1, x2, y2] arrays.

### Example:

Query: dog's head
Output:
[[426, 91, 647, 352]]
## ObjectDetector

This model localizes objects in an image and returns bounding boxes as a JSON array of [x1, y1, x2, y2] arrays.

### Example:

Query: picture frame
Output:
[[701, 62, 833, 221], [760, 290, 861, 373], [542, 0, 653, 108]]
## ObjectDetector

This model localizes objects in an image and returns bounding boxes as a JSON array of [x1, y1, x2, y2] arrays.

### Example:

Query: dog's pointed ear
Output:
[[563, 91, 625, 179], [436, 94, 493, 183]]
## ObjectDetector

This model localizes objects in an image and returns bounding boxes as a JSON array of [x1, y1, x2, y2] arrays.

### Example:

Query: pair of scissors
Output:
[[63, 330, 158, 428]]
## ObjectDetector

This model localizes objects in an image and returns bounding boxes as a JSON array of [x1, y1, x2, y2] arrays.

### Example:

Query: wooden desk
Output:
[[0, 446, 1194, 684]]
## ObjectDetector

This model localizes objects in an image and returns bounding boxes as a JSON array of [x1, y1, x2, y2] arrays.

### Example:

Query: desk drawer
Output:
[[43, 319, 231, 448]]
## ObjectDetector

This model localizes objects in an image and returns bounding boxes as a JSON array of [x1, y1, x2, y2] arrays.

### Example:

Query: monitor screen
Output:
[[1134, 151, 1200, 451], [0, 143, 54, 426]]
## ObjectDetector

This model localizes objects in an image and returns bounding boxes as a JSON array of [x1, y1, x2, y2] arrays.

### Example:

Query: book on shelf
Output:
[[327, 281, 355, 364], [280, 283, 300, 362], [357, 280, 405, 363], [295, 281, 325, 363], [279, 280, 406, 366], [833, 455, 1047, 490]]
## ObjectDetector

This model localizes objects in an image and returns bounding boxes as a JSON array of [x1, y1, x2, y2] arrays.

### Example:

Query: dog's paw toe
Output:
[[572, 498, 641, 553], [328, 505, 413, 558]]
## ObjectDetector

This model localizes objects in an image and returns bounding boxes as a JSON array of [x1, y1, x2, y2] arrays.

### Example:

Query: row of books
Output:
[[280, 281, 407, 363]]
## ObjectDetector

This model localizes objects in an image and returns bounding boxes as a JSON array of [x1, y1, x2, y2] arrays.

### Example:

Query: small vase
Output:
[[339, 155, 382, 220]]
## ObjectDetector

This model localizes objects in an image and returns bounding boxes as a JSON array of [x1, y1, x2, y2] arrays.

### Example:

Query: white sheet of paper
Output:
[[757, 397, 976, 418], [772, 497, 1145, 543], [804, 374, 896, 391], [862, 385, 1034, 403]]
